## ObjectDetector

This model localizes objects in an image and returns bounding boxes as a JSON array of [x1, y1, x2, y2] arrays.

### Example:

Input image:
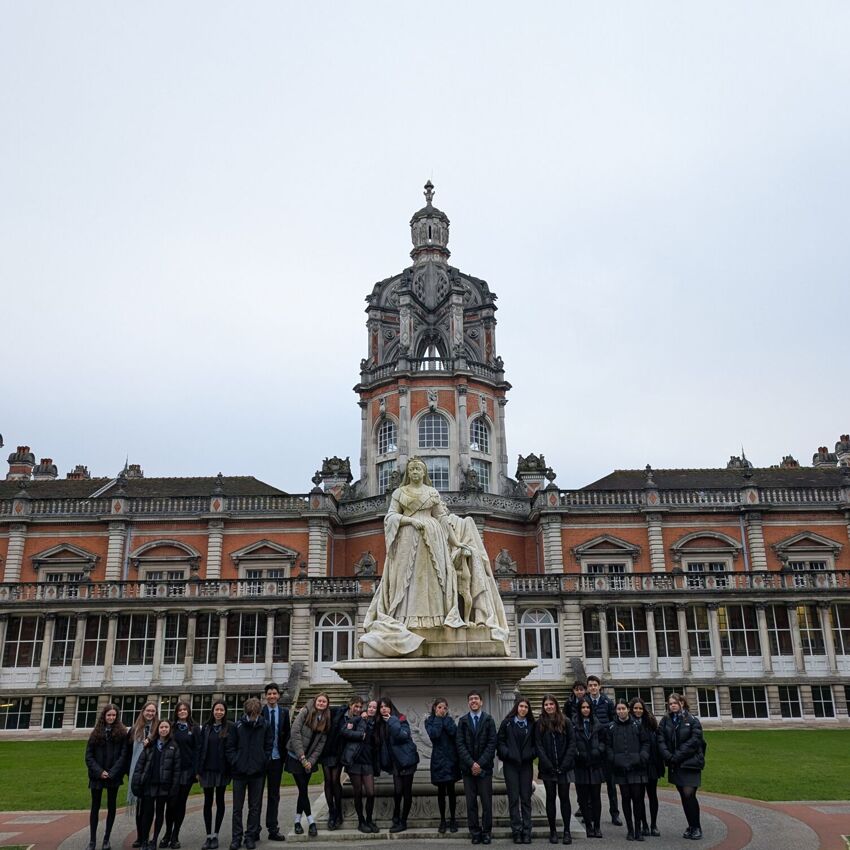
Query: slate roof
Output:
[[0, 476, 288, 500], [582, 467, 848, 490]]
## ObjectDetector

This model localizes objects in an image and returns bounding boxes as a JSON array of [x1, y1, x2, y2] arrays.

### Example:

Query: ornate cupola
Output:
[[353, 183, 512, 498]]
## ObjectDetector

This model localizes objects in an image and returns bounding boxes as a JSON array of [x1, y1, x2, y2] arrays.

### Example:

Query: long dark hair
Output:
[[574, 696, 595, 724], [629, 696, 658, 732], [537, 693, 566, 734], [430, 697, 449, 716], [505, 695, 535, 724], [89, 702, 128, 744], [172, 700, 196, 729], [205, 701, 230, 738]]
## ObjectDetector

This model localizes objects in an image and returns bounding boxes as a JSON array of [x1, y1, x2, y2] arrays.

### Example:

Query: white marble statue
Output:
[[359, 457, 510, 657]]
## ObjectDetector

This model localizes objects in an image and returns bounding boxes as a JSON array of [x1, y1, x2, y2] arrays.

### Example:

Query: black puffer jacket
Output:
[[639, 719, 665, 782], [497, 717, 536, 766], [424, 714, 460, 784], [572, 716, 606, 785], [132, 740, 181, 797], [534, 720, 576, 782], [85, 728, 128, 789], [378, 714, 419, 773], [226, 714, 273, 778], [657, 711, 705, 772], [607, 717, 649, 784], [340, 714, 377, 768], [320, 705, 349, 764]]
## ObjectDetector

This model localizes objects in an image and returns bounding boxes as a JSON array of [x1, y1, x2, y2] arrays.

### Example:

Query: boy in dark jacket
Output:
[[586, 675, 621, 825], [456, 691, 498, 845], [226, 698, 274, 850]]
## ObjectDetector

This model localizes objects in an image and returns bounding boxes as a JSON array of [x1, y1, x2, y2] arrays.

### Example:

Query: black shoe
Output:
[[229, 844, 241, 850], [611, 816, 622, 827], [641, 825, 650, 837], [450, 819, 459, 833], [586, 827, 594, 839], [562, 831, 572, 845], [102, 841, 112, 850], [160, 838, 171, 849], [202, 841, 213, 850], [268, 832, 286, 842], [87, 843, 96, 850], [367, 821, 380, 834], [133, 843, 142, 849], [626, 831, 635, 841], [593, 827, 603, 838], [327, 818, 336, 831], [650, 827, 661, 837], [390, 821, 408, 833], [636, 834, 645, 842], [170, 841, 181, 849], [293, 823, 304, 835], [512, 833, 521, 845], [358, 822, 371, 834], [482, 836, 492, 845], [471, 835, 482, 845], [523, 834, 531, 845], [683, 828, 693, 839], [690, 828, 702, 840], [210, 840, 219, 850], [549, 831, 558, 845], [245, 841, 256, 850], [439, 821, 448, 834], [308, 823, 318, 837]]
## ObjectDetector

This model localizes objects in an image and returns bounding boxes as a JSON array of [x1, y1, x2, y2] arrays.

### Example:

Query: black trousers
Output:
[[604, 764, 620, 816], [265, 757, 284, 834], [576, 783, 602, 829], [462, 773, 493, 836], [503, 762, 533, 834], [232, 774, 266, 844]]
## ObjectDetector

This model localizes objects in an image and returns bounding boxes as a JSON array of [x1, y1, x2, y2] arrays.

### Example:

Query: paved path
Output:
[[0, 789, 846, 850]]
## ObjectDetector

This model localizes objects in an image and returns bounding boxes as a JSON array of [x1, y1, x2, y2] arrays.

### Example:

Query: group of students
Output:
[[84, 676, 707, 849]]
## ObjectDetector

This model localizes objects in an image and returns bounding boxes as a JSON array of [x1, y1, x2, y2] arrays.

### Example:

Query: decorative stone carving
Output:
[[493, 549, 518, 577], [353, 551, 377, 577], [460, 466, 483, 494]]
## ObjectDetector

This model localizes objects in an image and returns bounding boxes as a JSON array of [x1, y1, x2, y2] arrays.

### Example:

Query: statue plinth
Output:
[[360, 625, 509, 659]]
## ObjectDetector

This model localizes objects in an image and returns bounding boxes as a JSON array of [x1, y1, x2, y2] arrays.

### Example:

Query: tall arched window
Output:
[[377, 419, 397, 455], [470, 417, 490, 453], [418, 413, 449, 448]]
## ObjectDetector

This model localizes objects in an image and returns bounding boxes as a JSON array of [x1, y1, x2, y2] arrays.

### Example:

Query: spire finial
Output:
[[424, 179, 434, 206]]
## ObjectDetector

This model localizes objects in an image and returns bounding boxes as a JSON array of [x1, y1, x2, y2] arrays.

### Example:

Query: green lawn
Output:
[[0, 730, 848, 810], [0, 740, 321, 811]]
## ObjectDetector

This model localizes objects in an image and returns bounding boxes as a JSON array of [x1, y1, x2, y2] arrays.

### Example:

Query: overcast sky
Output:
[[1, 3, 848, 492]]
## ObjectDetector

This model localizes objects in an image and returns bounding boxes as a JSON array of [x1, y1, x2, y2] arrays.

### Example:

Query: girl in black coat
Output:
[[630, 697, 663, 837], [572, 697, 606, 839], [320, 700, 351, 831], [607, 700, 649, 842], [163, 701, 200, 848], [424, 697, 460, 834], [378, 697, 420, 833], [657, 693, 705, 841], [198, 701, 230, 850], [498, 696, 536, 845], [132, 719, 182, 850], [534, 694, 577, 846], [341, 698, 379, 833], [85, 703, 129, 850]]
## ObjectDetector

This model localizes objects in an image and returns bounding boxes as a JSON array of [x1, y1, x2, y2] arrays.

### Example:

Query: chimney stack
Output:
[[33, 458, 58, 480], [836, 435, 850, 468], [125, 463, 144, 479], [6, 446, 35, 480], [66, 465, 92, 480]]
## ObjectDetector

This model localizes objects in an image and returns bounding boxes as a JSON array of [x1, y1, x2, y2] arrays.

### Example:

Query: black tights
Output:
[[642, 778, 659, 828], [542, 780, 571, 832], [677, 785, 701, 830], [139, 797, 168, 843], [294, 771, 312, 816], [89, 786, 119, 842], [203, 786, 227, 835], [323, 765, 343, 820], [576, 783, 602, 829], [619, 783, 646, 834], [436, 781, 457, 822], [165, 783, 193, 839], [392, 772, 414, 823], [350, 773, 375, 824]]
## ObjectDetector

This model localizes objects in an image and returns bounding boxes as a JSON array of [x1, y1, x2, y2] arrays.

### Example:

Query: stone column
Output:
[[598, 607, 611, 679], [289, 602, 312, 686], [397, 386, 410, 470], [501, 595, 519, 658], [214, 610, 229, 686], [755, 603, 773, 674], [496, 397, 509, 488], [540, 515, 565, 575], [358, 400, 369, 484], [786, 604, 806, 673], [150, 612, 166, 685], [818, 603, 838, 675], [745, 513, 768, 571], [69, 613, 88, 685], [707, 604, 724, 676], [264, 609, 276, 681], [307, 518, 329, 578], [101, 613, 120, 686], [37, 613, 56, 686], [206, 521, 224, 580], [457, 386, 470, 470], [105, 522, 127, 581], [645, 604, 659, 676], [562, 599, 585, 665], [676, 604, 692, 675], [4, 523, 28, 583], [645, 514, 666, 572], [182, 613, 197, 685]]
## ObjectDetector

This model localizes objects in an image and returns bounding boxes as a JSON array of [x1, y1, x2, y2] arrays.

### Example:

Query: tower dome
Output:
[[410, 180, 450, 264]]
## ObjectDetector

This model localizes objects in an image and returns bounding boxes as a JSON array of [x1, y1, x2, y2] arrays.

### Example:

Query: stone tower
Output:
[[355, 182, 511, 496]]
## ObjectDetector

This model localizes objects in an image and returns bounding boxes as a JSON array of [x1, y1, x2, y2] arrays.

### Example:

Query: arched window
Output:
[[377, 419, 397, 455], [314, 611, 354, 683], [418, 413, 449, 448], [470, 417, 490, 454], [519, 609, 561, 679]]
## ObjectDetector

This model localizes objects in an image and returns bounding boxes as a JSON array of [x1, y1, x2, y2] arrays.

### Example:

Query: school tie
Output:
[[472, 715, 479, 732], [584, 719, 590, 737]]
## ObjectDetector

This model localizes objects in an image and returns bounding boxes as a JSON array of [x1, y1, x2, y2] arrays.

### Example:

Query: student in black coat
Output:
[[226, 698, 274, 850], [572, 697, 606, 839], [535, 694, 576, 846], [498, 696, 537, 845], [198, 701, 231, 850], [565, 681, 587, 724], [456, 690, 498, 845], [657, 693, 705, 841], [85, 703, 129, 850], [163, 701, 200, 849], [378, 697, 420, 833], [341, 697, 378, 834], [132, 720, 182, 850], [261, 682, 291, 841], [630, 697, 663, 837], [607, 700, 649, 842], [586, 675, 620, 825], [425, 697, 460, 834], [318, 698, 347, 831]]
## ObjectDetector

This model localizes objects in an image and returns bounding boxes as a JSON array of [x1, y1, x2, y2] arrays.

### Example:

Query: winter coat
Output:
[[226, 714, 273, 778], [85, 728, 128, 789], [497, 717, 536, 767], [534, 720, 576, 782], [607, 718, 649, 784], [132, 740, 181, 798], [286, 702, 328, 768], [198, 722, 231, 782], [320, 705, 348, 763], [425, 714, 461, 784], [657, 711, 705, 773], [639, 720, 665, 782], [340, 714, 377, 768], [171, 721, 200, 785], [456, 712, 498, 777], [379, 714, 419, 773], [588, 693, 615, 725], [572, 716, 606, 785]]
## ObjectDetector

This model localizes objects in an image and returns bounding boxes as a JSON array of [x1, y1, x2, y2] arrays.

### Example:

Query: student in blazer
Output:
[[456, 690, 498, 845]]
